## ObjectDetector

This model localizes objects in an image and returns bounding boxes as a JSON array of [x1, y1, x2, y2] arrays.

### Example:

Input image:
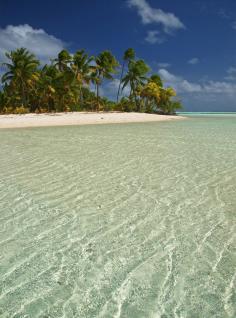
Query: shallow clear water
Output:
[[0, 115, 236, 318]]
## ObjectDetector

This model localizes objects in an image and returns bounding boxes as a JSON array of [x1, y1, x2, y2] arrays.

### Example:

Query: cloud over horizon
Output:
[[225, 67, 236, 81], [159, 68, 236, 96], [0, 24, 65, 63]]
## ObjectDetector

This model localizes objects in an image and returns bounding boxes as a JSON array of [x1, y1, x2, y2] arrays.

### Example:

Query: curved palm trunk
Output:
[[79, 84, 83, 105], [19, 75, 27, 107], [130, 81, 139, 112], [96, 83, 99, 112], [134, 92, 139, 112], [116, 60, 125, 103], [75, 68, 84, 107]]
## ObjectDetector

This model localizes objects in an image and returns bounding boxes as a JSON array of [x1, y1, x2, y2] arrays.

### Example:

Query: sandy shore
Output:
[[0, 112, 185, 129]]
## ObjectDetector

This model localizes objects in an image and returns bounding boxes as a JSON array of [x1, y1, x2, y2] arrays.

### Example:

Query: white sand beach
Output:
[[0, 112, 185, 129]]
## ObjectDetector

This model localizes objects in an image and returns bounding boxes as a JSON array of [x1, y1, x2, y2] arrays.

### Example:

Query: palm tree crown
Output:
[[116, 48, 136, 103], [92, 51, 119, 110], [122, 59, 150, 111], [54, 49, 71, 72], [2, 48, 39, 107]]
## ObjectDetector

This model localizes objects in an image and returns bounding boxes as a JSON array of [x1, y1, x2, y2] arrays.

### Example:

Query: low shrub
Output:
[[13, 106, 29, 114]]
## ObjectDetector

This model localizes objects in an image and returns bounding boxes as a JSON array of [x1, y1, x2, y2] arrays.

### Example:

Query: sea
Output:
[[0, 113, 235, 317]]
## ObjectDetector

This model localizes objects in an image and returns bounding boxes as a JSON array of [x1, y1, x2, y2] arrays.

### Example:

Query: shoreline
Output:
[[0, 112, 186, 129]]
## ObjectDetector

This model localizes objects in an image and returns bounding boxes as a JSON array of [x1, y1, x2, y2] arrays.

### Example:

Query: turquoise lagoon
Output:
[[0, 114, 235, 317]]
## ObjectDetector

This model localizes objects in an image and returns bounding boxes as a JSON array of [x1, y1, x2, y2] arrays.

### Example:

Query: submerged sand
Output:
[[0, 112, 185, 129]]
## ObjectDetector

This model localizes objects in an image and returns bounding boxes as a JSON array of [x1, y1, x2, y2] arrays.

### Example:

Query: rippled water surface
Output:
[[0, 115, 236, 317]]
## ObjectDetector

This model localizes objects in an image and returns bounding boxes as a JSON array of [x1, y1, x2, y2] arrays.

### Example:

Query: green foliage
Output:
[[54, 49, 71, 71], [123, 48, 135, 62], [149, 74, 163, 87], [161, 99, 183, 115], [0, 91, 7, 113], [1, 48, 40, 109], [116, 97, 136, 112], [0, 47, 183, 114], [14, 106, 30, 114], [117, 48, 136, 103], [95, 51, 119, 79], [122, 59, 150, 111]]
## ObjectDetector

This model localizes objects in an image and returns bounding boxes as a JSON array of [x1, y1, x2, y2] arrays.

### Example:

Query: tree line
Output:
[[0, 47, 182, 114]]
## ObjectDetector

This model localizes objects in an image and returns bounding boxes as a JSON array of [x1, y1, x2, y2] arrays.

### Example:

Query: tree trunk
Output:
[[21, 78, 27, 107], [116, 61, 125, 103], [130, 81, 139, 112], [79, 85, 83, 105], [96, 83, 99, 112], [134, 92, 139, 112]]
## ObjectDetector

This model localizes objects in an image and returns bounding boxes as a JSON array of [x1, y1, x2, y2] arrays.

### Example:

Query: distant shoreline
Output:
[[0, 112, 186, 129], [178, 112, 236, 114]]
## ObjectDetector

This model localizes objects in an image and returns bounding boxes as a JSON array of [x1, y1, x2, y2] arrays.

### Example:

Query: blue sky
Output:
[[0, 0, 236, 111]]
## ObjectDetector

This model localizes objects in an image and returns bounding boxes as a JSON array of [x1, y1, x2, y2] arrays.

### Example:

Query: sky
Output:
[[0, 0, 236, 111]]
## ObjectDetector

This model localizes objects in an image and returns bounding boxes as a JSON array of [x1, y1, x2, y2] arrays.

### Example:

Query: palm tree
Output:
[[159, 87, 176, 114], [92, 51, 119, 111], [148, 74, 163, 87], [140, 81, 161, 112], [72, 50, 94, 103], [35, 65, 58, 112], [116, 48, 135, 103], [54, 49, 71, 72], [0, 90, 8, 113], [136, 74, 163, 112], [121, 59, 149, 112], [1, 48, 39, 107], [0, 47, 182, 114], [55, 69, 80, 111]]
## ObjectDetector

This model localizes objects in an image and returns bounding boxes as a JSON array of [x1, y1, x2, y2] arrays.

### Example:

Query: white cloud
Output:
[[159, 68, 236, 95], [225, 75, 236, 81], [188, 57, 199, 65], [232, 21, 236, 30], [157, 62, 171, 68], [0, 24, 65, 63], [227, 67, 236, 74], [159, 68, 201, 93], [218, 9, 236, 31], [145, 30, 165, 44], [218, 9, 230, 20], [204, 81, 236, 94], [159, 69, 180, 83], [127, 0, 185, 33], [224, 67, 236, 81]]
